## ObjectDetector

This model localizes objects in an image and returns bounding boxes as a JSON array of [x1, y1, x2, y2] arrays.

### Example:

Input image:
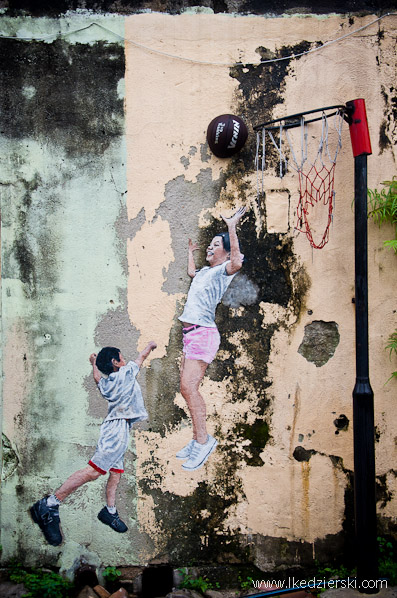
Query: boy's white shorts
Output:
[[89, 418, 133, 474]]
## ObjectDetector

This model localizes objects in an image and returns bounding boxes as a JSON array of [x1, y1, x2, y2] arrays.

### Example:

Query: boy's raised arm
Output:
[[134, 341, 157, 368], [89, 353, 102, 385]]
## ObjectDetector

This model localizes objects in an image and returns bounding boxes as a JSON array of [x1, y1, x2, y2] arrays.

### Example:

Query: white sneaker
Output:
[[182, 436, 218, 471], [176, 439, 196, 460]]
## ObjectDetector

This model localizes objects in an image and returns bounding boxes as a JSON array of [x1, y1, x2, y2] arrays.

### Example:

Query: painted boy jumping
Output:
[[30, 341, 157, 546]]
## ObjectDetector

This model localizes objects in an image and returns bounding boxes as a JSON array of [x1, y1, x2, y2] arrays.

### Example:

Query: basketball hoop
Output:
[[258, 98, 378, 587], [254, 105, 347, 249]]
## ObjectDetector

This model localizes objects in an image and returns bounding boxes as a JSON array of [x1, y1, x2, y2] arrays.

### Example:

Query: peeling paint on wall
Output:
[[298, 321, 340, 367]]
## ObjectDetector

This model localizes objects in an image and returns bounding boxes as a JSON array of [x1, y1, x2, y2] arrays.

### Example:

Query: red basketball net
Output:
[[296, 162, 336, 249], [256, 109, 344, 249]]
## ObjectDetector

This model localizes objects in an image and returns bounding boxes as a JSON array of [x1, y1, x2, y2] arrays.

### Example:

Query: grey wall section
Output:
[[0, 22, 133, 571]]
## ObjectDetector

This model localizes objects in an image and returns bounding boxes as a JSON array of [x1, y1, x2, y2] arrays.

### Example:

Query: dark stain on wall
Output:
[[139, 484, 251, 564], [376, 472, 395, 509], [379, 86, 396, 153], [238, 0, 394, 14], [203, 213, 305, 389], [234, 420, 270, 466], [229, 41, 313, 168], [11, 215, 60, 300], [333, 414, 349, 433], [379, 120, 392, 152], [293, 445, 315, 462], [145, 322, 190, 436], [1, 0, 393, 16], [0, 38, 124, 156], [1, 172, 60, 299]]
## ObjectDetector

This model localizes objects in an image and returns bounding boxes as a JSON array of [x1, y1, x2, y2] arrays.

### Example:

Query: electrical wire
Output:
[[0, 12, 395, 67]]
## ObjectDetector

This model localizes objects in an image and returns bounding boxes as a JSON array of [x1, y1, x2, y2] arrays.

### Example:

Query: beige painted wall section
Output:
[[125, 13, 238, 356], [124, 12, 397, 556]]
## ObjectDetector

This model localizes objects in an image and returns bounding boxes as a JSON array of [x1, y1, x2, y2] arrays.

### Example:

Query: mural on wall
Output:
[[30, 341, 157, 546], [178, 207, 246, 472], [0, 6, 396, 580]]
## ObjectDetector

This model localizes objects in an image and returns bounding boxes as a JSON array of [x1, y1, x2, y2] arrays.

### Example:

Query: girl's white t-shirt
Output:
[[178, 261, 236, 327]]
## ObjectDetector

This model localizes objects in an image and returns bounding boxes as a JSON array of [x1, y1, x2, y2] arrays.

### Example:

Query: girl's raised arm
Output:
[[188, 238, 199, 278], [222, 206, 246, 275]]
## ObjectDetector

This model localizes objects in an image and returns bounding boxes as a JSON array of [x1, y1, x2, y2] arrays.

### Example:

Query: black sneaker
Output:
[[30, 497, 62, 546], [97, 507, 128, 533]]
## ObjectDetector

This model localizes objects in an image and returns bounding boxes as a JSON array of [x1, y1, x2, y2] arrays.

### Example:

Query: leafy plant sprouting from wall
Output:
[[385, 332, 397, 382], [368, 177, 397, 252], [368, 177, 397, 381]]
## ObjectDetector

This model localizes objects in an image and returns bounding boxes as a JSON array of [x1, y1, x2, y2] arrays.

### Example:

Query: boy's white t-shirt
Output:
[[98, 361, 148, 423], [178, 261, 236, 327]]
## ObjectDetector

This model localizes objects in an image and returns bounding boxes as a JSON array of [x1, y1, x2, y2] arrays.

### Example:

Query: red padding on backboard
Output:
[[347, 99, 372, 157]]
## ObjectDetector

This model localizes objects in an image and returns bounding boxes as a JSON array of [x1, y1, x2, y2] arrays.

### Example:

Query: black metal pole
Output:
[[352, 153, 378, 592]]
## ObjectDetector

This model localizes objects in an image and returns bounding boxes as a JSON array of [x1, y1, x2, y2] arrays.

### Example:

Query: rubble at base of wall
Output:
[[1, 576, 397, 598]]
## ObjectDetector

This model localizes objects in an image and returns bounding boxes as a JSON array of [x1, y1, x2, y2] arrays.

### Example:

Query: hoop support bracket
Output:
[[346, 99, 372, 157]]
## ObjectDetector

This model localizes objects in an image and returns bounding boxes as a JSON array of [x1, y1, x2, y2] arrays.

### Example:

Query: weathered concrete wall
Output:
[[0, 6, 396, 580], [0, 14, 133, 573]]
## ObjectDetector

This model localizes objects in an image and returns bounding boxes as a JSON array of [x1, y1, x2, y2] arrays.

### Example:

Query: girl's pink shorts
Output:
[[182, 326, 221, 364]]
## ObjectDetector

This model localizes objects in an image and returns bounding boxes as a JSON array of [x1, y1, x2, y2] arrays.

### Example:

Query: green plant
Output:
[[315, 539, 397, 588], [316, 561, 354, 581], [9, 562, 73, 598], [178, 568, 215, 594], [378, 536, 397, 585], [368, 176, 397, 382], [103, 566, 122, 583], [314, 560, 355, 593], [385, 331, 397, 382], [368, 177, 397, 253], [238, 575, 254, 590]]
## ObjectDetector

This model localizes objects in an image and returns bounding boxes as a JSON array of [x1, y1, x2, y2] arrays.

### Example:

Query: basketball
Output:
[[206, 114, 248, 158]]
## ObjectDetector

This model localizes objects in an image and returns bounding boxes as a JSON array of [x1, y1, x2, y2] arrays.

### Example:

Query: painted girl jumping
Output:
[[177, 206, 246, 471]]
